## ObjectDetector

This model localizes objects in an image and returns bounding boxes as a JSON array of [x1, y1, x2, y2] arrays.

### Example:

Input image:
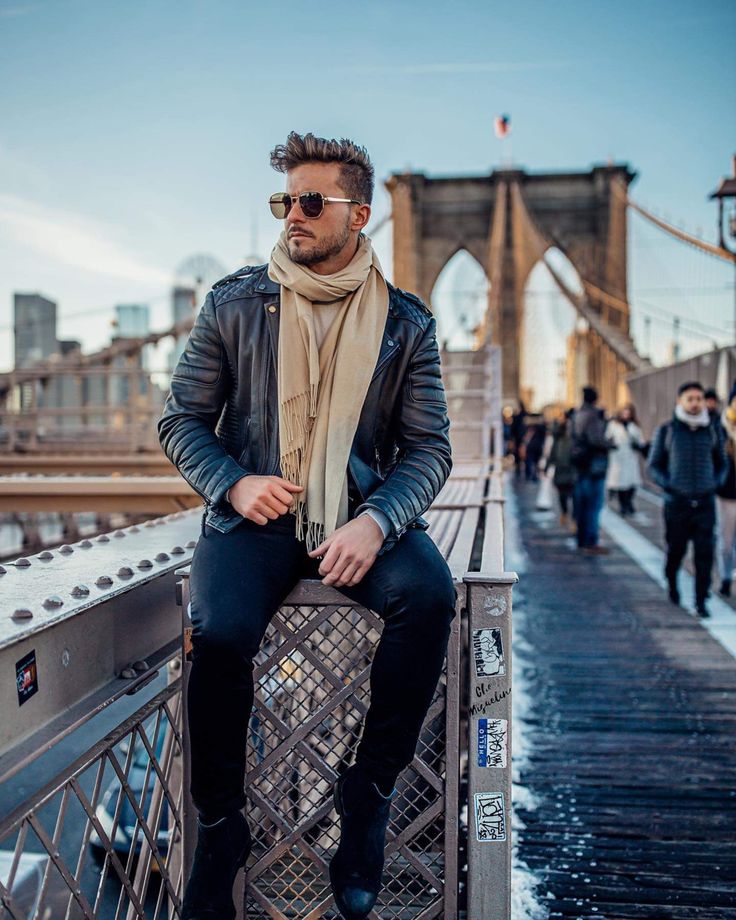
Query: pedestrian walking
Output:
[[716, 384, 736, 596], [605, 404, 645, 516], [570, 386, 613, 554], [511, 402, 527, 479], [647, 381, 727, 617], [159, 132, 456, 919], [704, 387, 721, 422], [523, 417, 546, 482], [546, 411, 577, 528]]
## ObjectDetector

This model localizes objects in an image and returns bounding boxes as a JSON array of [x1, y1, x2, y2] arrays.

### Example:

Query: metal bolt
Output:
[[120, 667, 137, 679], [12, 608, 33, 620], [117, 566, 134, 577], [95, 575, 113, 587], [80, 540, 93, 548], [129, 526, 140, 533], [16, 557, 31, 567], [137, 559, 153, 569], [71, 584, 90, 597], [96, 534, 110, 543], [155, 552, 170, 563], [38, 550, 54, 561], [170, 545, 185, 554], [113, 530, 126, 538], [59, 545, 74, 554], [185, 540, 196, 549], [144, 521, 155, 528], [132, 660, 149, 672], [43, 595, 64, 609], [62, 649, 70, 667]]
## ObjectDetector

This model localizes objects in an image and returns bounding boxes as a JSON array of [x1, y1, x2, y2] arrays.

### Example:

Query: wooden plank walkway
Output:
[[511, 479, 736, 919]]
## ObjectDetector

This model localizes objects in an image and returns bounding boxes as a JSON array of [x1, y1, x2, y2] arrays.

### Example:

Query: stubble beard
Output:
[[288, 218, 352, 267]]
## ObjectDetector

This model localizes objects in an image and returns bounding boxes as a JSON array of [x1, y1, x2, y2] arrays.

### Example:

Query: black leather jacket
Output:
[[157, 264, 452, 553]]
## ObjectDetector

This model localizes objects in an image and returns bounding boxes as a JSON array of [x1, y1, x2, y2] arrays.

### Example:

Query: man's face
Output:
[[706, 397, 718, 413], [678, 388, 705, 415], [283, 162, 356, 266]]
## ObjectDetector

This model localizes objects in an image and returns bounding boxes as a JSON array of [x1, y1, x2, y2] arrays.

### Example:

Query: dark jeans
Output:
[[611, 488, 636, 516], [187, 514, 457, 819], [664, 494, 716, 604], [574, 475, 606, 547], [557, 483, 574, 516]]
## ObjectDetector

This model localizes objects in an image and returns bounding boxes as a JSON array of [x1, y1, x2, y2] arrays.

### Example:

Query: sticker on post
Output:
[[474, 791, 506, 842], [16, 649, 39, 706], [472, 628, 505, 677], [477, 718, 508, 768]]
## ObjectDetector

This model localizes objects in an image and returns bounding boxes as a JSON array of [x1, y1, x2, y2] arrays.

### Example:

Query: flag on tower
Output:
[[494, 114, 511, 138]]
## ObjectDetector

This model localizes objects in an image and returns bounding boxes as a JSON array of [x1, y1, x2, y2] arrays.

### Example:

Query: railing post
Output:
[[464, 573, 517, 920]]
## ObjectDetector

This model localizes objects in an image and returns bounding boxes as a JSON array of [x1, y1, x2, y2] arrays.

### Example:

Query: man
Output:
[[648, 381, 727, 617], [570, 386, 612, 554], [158, 132, 456, 920], [704, 387, 721, 422]]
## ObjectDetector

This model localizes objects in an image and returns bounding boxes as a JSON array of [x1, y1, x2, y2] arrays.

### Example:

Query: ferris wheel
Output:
[[175, 254, 229, 298]]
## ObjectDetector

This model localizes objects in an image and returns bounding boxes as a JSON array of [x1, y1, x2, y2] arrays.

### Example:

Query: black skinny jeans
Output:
[[187, 513, 457, 819], [664, 493, 716, 604]]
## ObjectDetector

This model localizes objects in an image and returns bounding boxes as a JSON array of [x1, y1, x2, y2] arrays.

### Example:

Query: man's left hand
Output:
[[307, 516, 384, 588]]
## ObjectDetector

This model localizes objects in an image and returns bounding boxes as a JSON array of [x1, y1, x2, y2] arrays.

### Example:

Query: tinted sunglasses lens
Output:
[[269, 194, 290, 219], [299, 192, 324, 218]]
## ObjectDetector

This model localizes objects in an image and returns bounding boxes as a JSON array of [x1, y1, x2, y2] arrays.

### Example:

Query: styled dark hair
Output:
[[582, 386, 598, 404], [270, 131, 375, 205], [703, 388, 718, 401], [677, 381, 704, 396]]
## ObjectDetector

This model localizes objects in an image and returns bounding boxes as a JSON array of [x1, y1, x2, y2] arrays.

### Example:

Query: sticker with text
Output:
[[477, 718, 508, 768], [16, 649, 39, 706], [474, 791, 506, 842], [472, 628, 505, 678]]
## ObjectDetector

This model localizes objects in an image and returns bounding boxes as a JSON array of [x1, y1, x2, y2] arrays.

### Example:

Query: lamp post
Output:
[[709, 155, 736, 342]]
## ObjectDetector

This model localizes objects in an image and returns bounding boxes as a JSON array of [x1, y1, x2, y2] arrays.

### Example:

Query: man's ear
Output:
[[351, 203, 371, 232]]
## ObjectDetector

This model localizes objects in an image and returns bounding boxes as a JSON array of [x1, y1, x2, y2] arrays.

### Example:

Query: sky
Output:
[[1, 0, 734, 401]]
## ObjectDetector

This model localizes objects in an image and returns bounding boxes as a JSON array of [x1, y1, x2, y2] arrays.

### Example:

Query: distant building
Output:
[[114, 304, 150, 339], [169, 286, 196, 372], [14, 293, 57, 369]]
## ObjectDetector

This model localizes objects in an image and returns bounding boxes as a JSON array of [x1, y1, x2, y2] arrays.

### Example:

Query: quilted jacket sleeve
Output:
[[354, 317, 452, 534], [157, 292, 250, 507]]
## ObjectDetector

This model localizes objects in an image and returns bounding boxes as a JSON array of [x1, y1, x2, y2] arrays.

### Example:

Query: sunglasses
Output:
[[269, 191, 363, 220]]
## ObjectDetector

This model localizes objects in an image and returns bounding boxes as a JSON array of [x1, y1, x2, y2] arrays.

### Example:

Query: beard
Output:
[[287, 217, 352, 266]]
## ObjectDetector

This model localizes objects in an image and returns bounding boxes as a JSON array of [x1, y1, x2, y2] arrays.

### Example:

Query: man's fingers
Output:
[[270, 483, 299, 507], [319, 541, 344, 575], [260, 494, 291, 517], [269, 477, 304, 493], [323, 554, 353, 586], [308, 535, 333, 558]]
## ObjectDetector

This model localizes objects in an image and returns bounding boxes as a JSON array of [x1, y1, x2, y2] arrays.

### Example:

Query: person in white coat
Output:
[[606, 404, 645, 516]]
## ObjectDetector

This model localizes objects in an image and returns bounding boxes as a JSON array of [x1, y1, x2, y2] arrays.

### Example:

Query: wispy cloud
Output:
[[0, 3, 47, 18], [358, 60, 573, 76], [0, 194, 173, 286]]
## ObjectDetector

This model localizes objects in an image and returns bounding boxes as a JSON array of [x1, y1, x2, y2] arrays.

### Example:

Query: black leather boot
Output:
[[329, 766, 396, 919], [181, 810, 251, 920]]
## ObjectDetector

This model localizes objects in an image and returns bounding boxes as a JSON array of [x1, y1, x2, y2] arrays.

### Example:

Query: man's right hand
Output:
[[228, 475, 303, 525]]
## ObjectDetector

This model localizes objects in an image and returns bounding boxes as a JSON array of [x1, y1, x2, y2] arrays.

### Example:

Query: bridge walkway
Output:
[[510, 478, 736, 919]]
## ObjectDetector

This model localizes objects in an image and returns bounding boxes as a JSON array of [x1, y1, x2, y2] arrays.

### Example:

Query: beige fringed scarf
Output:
[[267, 231, 388, 550]]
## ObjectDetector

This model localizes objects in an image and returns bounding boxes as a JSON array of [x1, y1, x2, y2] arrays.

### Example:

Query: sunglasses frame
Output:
[[269, 191, 363, 220]]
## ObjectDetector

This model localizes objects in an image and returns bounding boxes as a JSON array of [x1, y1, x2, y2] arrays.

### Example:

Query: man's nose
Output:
[[286, 197, 306, 224]]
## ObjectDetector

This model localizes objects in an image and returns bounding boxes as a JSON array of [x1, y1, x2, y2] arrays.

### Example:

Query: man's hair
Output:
[[703, 387, 718, 401], [677, 380, 704, 396], [270, 132, 375, 205], [582, 386, 598, 404]]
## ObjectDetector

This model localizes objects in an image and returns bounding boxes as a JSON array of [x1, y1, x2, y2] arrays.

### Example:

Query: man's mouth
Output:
[[289, 231, 312, 240]]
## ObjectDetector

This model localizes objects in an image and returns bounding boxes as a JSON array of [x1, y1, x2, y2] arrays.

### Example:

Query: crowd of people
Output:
[[506, 382, 736, 618]]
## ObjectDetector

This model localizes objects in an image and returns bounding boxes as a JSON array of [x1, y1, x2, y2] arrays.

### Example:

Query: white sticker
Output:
[[472, 628, 505, 678], [477, 718, 508, 768], [474, 791, 506, 842], [483, 594, 507, 617]]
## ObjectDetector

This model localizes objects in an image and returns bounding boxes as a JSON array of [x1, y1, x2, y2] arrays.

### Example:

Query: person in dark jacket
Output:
[[570, 386, 613, 554], [647, 381, 728, 617], [704, 387, 720, 422], [523, 417, 547, 481], [159, 132, 456, 920], [546, 411, 577, 527], [716, 382, 736, 596]]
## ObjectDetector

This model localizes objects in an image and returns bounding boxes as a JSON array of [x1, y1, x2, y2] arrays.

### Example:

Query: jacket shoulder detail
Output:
[[212, 264, 269, 305], [388, 285, 433, 326]]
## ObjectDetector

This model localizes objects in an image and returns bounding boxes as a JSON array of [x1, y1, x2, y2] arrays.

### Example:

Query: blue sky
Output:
[[1, 0, 734, 394]]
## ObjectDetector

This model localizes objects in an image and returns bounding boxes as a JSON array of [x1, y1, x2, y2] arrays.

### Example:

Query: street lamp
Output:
[[709, 155, 736, 342]]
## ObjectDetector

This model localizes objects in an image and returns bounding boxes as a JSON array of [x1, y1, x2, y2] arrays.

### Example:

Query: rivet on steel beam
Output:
[[155, 552, 170, 563], [120, 667, 137, 679], [144, 521, 155, 528], [137, 559, 153, 569], [170, 545, 185, 554], [96, 534, 110, 543], [129, 526, 140, 533], [43, 595, 64, 609], [185, 540, 196, 549], [38, 550, 54, 560], [117, 566, 134, 577], [80, 540, 93, 548], [0, 565, 6, 575], [132, 660, 149, 672], [71, 585, 90, 597], [95, 575, 113, 587], [12, 608, 33, 620], [59, 545, 74, 554], [113, 530, 126, 538], [16, 558, 31, 567]]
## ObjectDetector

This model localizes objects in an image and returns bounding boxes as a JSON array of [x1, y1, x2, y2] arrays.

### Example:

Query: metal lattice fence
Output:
[[0, 677, 183, 920]]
